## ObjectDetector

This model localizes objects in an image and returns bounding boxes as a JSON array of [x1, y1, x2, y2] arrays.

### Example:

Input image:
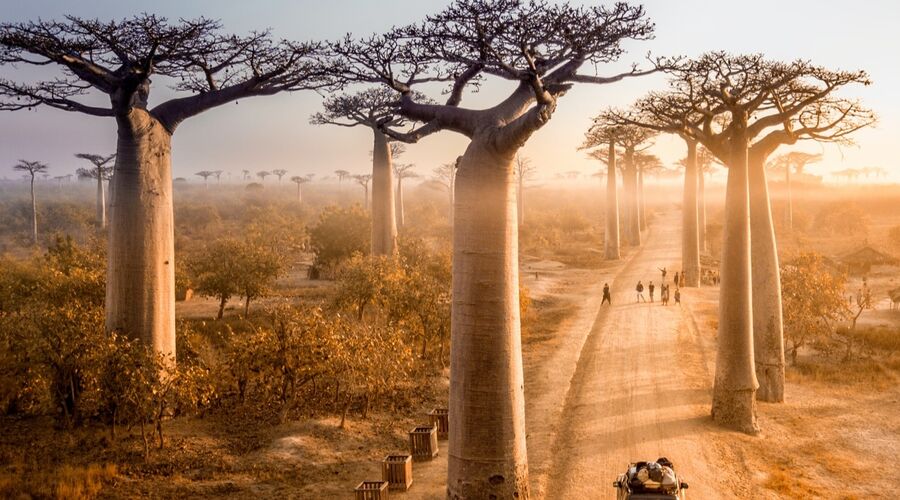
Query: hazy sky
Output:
[[1, 0, 898, 183]]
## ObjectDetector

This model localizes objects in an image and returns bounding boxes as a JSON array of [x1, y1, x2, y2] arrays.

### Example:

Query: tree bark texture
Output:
[[638, 164, 647, 231], [699, 170, 707, 253], [517, 176, 525, 226], [682, 140, 701, 287], [396, 176, 405, 230], [711, 117, 759, 434], [448, 138, 529, 500], [97, 175, 107, 229], [106, 109, 176, 362], [605, 140, 621, 260], [29, 175, 37, 245], [749, 151, 785, 403], [370, 129, 397, 256]]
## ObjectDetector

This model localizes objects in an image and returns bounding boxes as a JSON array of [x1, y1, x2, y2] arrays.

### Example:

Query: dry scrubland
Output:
[[1, 178, 900, 499]]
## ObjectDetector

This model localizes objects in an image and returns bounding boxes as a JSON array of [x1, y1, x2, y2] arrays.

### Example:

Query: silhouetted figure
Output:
[[674, 271, 679, 287], [648, 281, 655, 302], [601, 283, 611, 305], [636, 281, 646, 303], [658, 267, 667, 281], [661, 284, 669, 305], [674, 287, 681, 305], [679, 273, 685, 288]]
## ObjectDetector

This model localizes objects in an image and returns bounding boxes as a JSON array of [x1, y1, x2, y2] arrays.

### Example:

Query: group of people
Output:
[[600, 267, 682, 306]]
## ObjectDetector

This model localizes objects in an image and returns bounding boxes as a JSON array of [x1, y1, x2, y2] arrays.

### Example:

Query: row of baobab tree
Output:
[[0, 1, 875, 497]]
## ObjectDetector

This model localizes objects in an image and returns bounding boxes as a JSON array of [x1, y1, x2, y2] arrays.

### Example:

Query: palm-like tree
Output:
[[76, 153, 116, 229], [13, 160, 48, 245], [353, 174, 372, 210], [256, 170, 271, 183]]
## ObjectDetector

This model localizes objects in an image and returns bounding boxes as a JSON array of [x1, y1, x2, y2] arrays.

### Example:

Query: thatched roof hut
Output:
[[838, 246, 899, 275]]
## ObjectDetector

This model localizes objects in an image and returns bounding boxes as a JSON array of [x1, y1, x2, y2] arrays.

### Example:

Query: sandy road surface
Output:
[[543, 211, 736, 499]]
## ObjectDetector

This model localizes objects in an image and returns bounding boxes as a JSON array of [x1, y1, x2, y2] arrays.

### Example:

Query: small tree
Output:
[[309, 205, 370, 274], [256, 170, 271, 183], [187, 239, 242, 319], [195, 170, 214, 188], [12, 160, 48, 245], [353, 174, 372, 210], [781, 253, 849, 365], [290, 175, 310, 203], [393, 163, 418, 230], [334, 169, 350, 188], [272, 168, 288, 183]]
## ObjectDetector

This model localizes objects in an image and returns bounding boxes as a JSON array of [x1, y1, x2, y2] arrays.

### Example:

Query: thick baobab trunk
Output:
[[749, 151, 785, 403], [96, 175, 107, 229], [785, 165, 793, 231], [682, 140, 701, 287], [296, 182, 303, 203], [395, 176, 405, 230], [29, 176, 37, 246], [106, 109, 176, 362], [638, 164, 646, 231], [699, 169, 707, 253], [605, 141, 621, 260], [370, 129, 397, 256], [449, 139, 529, 499], [517, 176, 525, 226], [623, 148, 641, 246], [711, 119, 759, 434]]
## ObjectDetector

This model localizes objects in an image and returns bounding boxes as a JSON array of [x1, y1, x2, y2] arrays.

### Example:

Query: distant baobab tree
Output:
[[393, 163, 418, 230], [290, 175, 310, 202], [859, 166, 887, 179], [256, 171, 272, 183], [432, 159, 458, 227], [311, 88, 427, 255], [334, 2, 657, 494], [334, 169, 350, 188], [515, 155, 536, 226], [52, 174, 71, 189], [353, 174, 372, 210], [832, 168, 861, 183], [0, 14, 333, 361], [242, 169, 251, 181], [769, 152, 821, 231], [75, 152, 115, 229], [272, 168, 288, 183], [212, 170, 224, 184], [13, 160, 48, 245], [620, 52, 873, 428], [582, 126, 623, 260], [195, 170, 214, 188]]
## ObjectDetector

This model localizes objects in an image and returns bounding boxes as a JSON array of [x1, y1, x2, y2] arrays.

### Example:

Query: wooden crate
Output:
[[428, 408, 449, 440], [408, 425, 439, 461], [381, 454, 413, 491], [355, 480, 389, 500]]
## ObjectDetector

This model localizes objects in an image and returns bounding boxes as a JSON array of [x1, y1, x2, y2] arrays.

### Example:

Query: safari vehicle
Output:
[[612, 458, 689, 500]]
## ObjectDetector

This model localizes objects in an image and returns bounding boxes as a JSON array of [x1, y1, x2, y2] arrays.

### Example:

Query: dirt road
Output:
[[541, 211, 738, 499]]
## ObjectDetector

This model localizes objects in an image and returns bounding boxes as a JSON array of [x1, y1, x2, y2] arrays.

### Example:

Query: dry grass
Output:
[[0, 462, 118, 500]]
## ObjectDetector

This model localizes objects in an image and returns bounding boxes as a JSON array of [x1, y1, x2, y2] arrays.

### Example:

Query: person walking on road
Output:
[[658, 267, 667, 282], [674, 287, 681, 305], [648, 281, 655, 302], [601, 283, 612, 305], [636, 281, 646, 303], [673, 271, 679, 288], [661, 284, 669, 305]]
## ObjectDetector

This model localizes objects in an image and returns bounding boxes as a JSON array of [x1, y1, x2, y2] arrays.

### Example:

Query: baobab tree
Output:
[[242, 169, 251, 181], [195, 170, 214, 188], [621, 53, 873, 428], [290, 175, 310, 202], [696, 146, 718, 252], [334, 2, 656, 495], [272, 168, 288, 183], [515, 154, 537, 226], [13, 160, 48, 245], [311, 88, 425, 255], [582, 125, 623, 260], [212, 169, 224, 184], [334, 169, 350, 188], [0, 15, 331, 360], [769, 151, 820, 231], [634, 151, 661, 230], [75, 152, 115, 229], [432, 160, 458, 227], [353, 174, 372, 211], [393, 163, 418, 230], [256, 170, 272, 183]]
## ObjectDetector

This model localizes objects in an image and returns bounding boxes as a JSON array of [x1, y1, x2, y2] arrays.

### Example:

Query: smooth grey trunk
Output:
[[449, 159, 457, 228], [749, 151, 785, 403], [710, 115, 759, 434], [605, 140, 621, 260], [96, 175, 107, 229], [29, 175, 37, 245], [449, 139, 528, 499], [623, 148, 641, 246], [296, 182, 303, 203], [682, 140, 701, 287], [395, 176, 405, 230], [370, 128, 397, 256], [699, 169, 707, 253], [106, 109, 176, 362]]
